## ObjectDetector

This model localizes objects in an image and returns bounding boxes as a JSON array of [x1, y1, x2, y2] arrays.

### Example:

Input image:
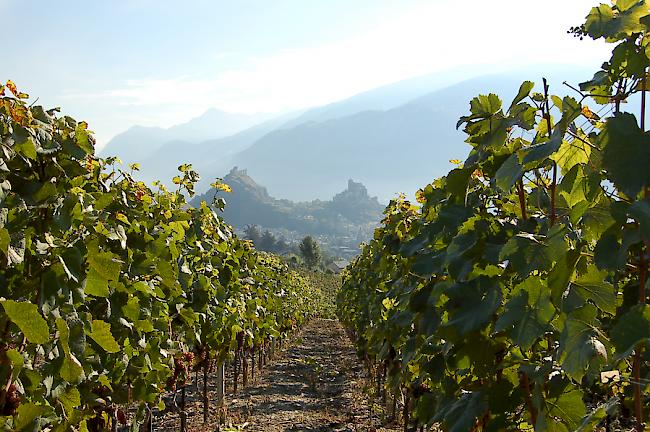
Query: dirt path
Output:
[[224, 318, 399, 432]]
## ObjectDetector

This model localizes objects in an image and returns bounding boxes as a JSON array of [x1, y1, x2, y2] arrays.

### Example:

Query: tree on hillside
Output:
[[260, 230, 278, 251], [244, 224, 262, 245], [299, 235, 321, 268]]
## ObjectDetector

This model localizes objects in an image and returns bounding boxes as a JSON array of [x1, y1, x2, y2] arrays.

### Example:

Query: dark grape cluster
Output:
[[166, 352, 195, 391], [0, 384, 21, 416]]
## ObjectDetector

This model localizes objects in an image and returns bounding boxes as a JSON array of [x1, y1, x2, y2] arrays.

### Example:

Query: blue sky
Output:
[[3, 0, 608, 146]]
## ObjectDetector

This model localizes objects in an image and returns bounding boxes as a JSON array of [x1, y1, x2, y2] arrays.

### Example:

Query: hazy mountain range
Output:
[[100, 65, 595, 202]]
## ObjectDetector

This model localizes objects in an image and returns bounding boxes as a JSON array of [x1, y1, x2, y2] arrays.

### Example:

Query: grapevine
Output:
[[338, 2, 650, 431], [0, 81, 322, 430]]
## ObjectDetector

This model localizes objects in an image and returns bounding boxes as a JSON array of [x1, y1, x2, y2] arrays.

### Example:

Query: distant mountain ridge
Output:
[[100, 108, 274, 167], [101, 64, 596, 202], [224, 66, 595, 201]]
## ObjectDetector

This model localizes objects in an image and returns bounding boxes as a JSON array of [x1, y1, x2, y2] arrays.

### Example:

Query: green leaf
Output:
[[14, 402, 45, 430], [56, 318, 85, 383], [60, 354, 84, 383], [611, 304, 650, 358], [576, 397, 619, 431], [628, 199, 650, 240], [585, 1, 647, 40], [495, 278, 554, 350], [74, 121, 94, 155], [520, 134, 563, 166], [600, 113, 650, 198], [88, 320, 120, 353], [444, 278, 501, 335], [0, 228, 9, 255], [436, 391, 488, 432], [539, 389, 587, 431], [5, 348, 24, 380], [122, 297, 140, 321], [509, 81, 535, 112], [551, 136, 592, 175], [457, 94, 503, 128], [559, 304, 607, 381], [495, 292, 544, 350], [0, 300, 49, 344], [495, 153, 523, 191], [549, 249, 580, 305], [56, 387, 81, 416], [568, 266, 616, 314], [87, 248, 120, 281], [13, 136, 37, 160], [83, 268, 109, 297]]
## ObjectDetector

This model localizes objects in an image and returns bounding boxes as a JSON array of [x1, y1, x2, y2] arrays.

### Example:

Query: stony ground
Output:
[[156, 318, 400, 431]]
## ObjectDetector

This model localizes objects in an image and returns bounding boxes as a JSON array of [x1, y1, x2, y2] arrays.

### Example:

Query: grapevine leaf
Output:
[[538, 389, 587, 431], [521, 133, 563, 166], [88, 320, 120, 353], [56, 387, 81, 416], [457, 94, 502, 128], [495, 292, 544, 350], [508, 81, 535, 112], [611, 304, 650, 358], [56, 318, 85, 383], [83, 268, 110, 297], [585, 1, 647, 40], [548, 248, 580, 306], [87, 247, 120, 281], [6, 348, 24, 380], [500, 234, 552, 278], [74, 121, 94, 155], [0, 227, 9, 255], [576, 397, 619, 431], [495, 153, 523, 191], [568, 266, 616, 314], [122, 297, 140, 321], [0, 300, 49, 344], [559, 304, 607, 381], [495, 278, 553, 350], [551, 136, 592, 175], [14, 403, 46, 430], [628, 199, 650, 239], [444, 278, 501, 335], [600, 113, 650, 198], [435, 391, 488, 432]]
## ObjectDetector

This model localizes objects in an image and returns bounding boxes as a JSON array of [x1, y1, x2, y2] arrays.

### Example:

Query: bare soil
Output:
[[156, 318, 400, 431]]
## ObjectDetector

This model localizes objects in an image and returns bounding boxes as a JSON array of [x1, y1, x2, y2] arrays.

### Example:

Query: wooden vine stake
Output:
[[180, 385, 187, 432], [203, 361, 209, 424], [216, 361, 226, 406]]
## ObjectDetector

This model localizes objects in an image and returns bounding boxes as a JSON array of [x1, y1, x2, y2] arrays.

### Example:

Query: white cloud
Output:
[[68, 0, 609, 146]]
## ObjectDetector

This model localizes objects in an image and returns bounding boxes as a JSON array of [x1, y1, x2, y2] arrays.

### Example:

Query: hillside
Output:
[[191, 167, 384, 256]]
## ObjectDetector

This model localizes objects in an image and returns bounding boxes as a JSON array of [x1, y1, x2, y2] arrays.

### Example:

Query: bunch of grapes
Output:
[[0, 384, 21, 416], [166, 352, 195, 391]]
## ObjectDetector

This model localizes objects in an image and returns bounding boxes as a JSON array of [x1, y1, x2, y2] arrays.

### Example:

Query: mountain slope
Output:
[[99, 109, 274, 166], [228, 68, 593, 201], [279, 66, 483, 129], [191, 168, 384, 238], [135, 110, 303, 185]]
